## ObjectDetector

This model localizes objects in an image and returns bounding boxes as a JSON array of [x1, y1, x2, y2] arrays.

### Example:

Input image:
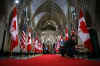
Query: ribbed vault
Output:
[[31, 0, 67, 45], [32, 0, 67, 33], [33, 0, 65, 17]]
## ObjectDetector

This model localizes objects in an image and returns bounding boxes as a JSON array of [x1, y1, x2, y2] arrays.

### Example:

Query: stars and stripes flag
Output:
[[32, 38, 35, 52], [20, 31, 26, 51], [10, 7, 19, 52], [78, 9, 93, 52], [27, 32, 32, 52]]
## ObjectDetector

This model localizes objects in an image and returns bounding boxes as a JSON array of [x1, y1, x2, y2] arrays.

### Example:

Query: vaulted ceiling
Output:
[[32, 0, 67, 32]]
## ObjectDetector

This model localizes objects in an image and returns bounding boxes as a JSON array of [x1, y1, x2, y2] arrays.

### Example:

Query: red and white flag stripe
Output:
[[27, 32, 32, 52], [27, 32, 31, 45], [20, 31, 26, 51]]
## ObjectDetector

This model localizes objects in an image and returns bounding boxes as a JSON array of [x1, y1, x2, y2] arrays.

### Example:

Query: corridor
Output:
[[0, 0, 100, 66]]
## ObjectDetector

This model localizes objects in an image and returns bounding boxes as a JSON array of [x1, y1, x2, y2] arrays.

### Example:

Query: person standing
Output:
[[60, 40, 65, 56], [43, 43, 46, 54], [64, 36, 76, 57], [53, 43, 56, 54]]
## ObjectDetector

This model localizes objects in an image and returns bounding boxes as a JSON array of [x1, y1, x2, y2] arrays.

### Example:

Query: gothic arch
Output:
[[32, 0, 67, 32], [33, 0, 65, 18]]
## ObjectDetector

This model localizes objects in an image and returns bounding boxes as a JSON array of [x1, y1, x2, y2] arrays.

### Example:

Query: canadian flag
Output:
[[78, 9, 93, 52], [27, 32, 32, 52], [34, 33, 43, 53], [10, 7, 19, 52], [65, 27, 69, 40]]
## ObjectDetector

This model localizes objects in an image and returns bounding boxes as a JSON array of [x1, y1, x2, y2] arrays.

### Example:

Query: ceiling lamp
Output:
[[14, 0, 19, 4]]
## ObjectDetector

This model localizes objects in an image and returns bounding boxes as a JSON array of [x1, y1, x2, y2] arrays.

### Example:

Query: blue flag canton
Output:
[[22, 24, 27, 32]]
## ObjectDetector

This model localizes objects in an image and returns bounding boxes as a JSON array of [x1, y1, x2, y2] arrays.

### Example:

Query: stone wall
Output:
[[0, 22, 5, 50]]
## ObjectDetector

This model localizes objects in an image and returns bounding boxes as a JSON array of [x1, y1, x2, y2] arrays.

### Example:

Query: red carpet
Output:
[[0, 54, 100, 66]]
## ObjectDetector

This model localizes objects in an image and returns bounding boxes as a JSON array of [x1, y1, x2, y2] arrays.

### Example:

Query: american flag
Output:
[[20, 31, 26, 51], [27, 32, 32, 52]]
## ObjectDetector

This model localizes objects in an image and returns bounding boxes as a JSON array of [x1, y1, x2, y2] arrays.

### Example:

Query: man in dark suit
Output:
[[64, 36, 76, 57], [59, 40, 65, 56]]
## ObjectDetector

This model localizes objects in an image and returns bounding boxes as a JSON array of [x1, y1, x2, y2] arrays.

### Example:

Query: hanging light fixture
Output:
[[14, 0, 19, 4]]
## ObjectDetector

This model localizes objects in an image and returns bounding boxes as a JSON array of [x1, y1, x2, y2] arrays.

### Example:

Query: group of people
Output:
[[42, 44, 56, 54], [59, 36, 77, 57]]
